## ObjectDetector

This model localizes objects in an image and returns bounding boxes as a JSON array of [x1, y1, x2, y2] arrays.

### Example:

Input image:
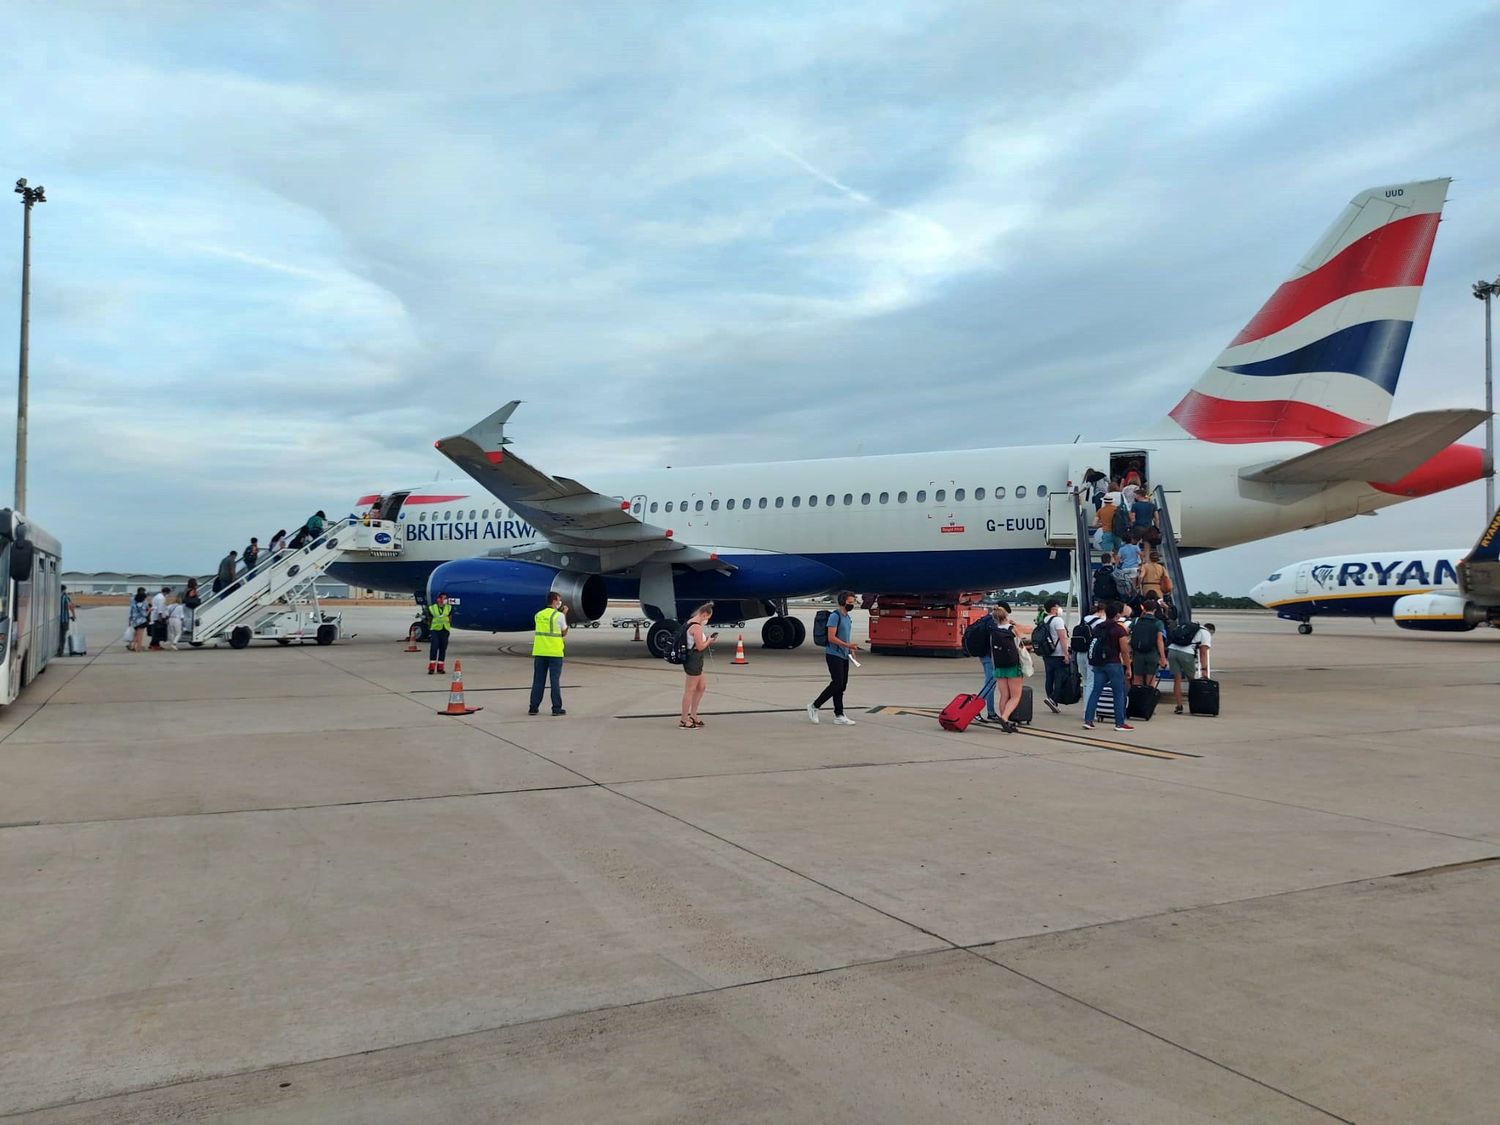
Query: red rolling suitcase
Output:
[[939, 692, 987, 732]]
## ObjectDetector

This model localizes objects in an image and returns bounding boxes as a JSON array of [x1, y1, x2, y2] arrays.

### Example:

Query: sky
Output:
[[0, 0, 1498, 594]]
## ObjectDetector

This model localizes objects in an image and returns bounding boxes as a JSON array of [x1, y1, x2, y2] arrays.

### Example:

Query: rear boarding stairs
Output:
[[188, 518, 403, 649]]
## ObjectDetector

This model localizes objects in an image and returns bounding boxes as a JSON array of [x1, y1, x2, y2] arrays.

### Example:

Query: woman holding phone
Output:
[[678, 602, 715, 729]]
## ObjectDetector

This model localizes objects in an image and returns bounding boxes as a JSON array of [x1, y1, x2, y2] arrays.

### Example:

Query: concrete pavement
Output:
[[2, 606, 1496, 1122]]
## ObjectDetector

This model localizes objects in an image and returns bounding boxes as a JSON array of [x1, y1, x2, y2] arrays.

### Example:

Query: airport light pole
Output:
[[13, 178, 45, 514], [1477, 276, 1499, 518]]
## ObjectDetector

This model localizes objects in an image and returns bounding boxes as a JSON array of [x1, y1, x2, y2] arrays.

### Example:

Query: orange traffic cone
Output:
[[439, 659, 483, 716], [404, 622, 421, 652], [632, 621, 643, 642], [732, 635, 749, 665]]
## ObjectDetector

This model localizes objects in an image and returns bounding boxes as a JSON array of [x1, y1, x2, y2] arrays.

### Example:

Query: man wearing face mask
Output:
[[808, 591, 861, 726]]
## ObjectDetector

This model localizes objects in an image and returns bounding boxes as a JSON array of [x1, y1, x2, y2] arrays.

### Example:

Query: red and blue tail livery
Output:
[[1169, 179, 1448, 445]]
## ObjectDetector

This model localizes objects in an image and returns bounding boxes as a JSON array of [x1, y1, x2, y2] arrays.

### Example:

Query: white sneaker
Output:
[[806, 704, 819, 724], [833, 715, 857, 726]]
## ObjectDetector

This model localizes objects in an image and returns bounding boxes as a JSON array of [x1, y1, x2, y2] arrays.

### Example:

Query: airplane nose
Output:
[[1248, 581, 1269, 605]]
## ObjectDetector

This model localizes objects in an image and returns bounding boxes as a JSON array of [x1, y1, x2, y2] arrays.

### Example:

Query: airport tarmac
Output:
[[2, 605, 1497, 1123]]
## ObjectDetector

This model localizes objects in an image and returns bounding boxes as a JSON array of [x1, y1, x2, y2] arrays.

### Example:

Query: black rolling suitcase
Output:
[[1188, 678, 1220, 716], [1009, 684, 1034, 725], [1127, 684, 1159, 721], [1055, 666, 1082, 705]]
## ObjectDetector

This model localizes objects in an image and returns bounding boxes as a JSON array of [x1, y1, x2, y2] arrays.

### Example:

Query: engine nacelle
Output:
[[1392, 592, 1482, 632], [428, 558, 608, 632]]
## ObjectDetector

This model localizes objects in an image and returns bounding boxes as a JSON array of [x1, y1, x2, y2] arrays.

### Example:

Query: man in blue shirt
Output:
[[1116, 533, 1142, 596], [808, 591, 860, 726]]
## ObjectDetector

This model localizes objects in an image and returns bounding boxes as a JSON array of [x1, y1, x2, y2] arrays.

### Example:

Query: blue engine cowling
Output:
[[427, 558, 608, 632]]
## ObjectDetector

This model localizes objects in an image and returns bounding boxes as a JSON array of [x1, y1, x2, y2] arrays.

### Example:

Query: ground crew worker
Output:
[[529, 591, 569, 716], [427, 592, 453, 675]]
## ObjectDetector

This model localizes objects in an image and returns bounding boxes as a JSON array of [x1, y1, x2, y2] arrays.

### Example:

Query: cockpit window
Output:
[[1267, 572, 1282, 581]]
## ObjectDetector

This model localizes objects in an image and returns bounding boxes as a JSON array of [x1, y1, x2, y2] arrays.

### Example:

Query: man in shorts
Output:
[[1167, 621, 1215, 714]]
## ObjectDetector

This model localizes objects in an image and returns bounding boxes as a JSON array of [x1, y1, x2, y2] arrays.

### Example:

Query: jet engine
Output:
[[1392, 592, 1485, 632], [428, 558, 608, 632]]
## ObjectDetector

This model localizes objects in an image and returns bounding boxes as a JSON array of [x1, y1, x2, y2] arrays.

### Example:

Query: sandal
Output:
[[692, 718, 706, 728], [678, 719, 695, 729]]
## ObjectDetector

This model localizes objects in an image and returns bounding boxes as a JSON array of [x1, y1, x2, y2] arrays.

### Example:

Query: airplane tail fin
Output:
[[1459, 506, 1500, 601], [1168, 178, 1450, 444]]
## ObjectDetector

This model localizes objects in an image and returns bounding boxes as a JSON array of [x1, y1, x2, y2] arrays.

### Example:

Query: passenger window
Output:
[[695, 500, 703, 512], [1037, 485, 1048, 497], [916, 490, 926, 502], [935, 489, 946, 502], [843, 494, 852, 506], [482, 509, 490, 518], [632, 503, 641, 514], [680, 499, 687, 510], [994, 486, 1006, 499], [1016, 486, 1027, 498], [809, 495, 819, 507], [650, 502, 658, 513], [666, 502, 674, 512], [727, 499, 736, 510], [879, 492, 889, 504], [975, 487, 986, 500], [743, 498, 751, 509], [759, 498, 767, 509], [955, 488, 965, 501], [861, 493, 870, 505], [419, 511, 427, 521], [898, 491, 908, 503], [711, 499, 719, 511], [469, 510, 476, 519], [792, 496, 802, 508], [775, 497, 784, 508], [444, 510, 451, 519]]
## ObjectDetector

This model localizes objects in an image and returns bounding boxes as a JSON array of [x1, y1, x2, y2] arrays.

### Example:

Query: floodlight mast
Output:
[[14, 177, 45, 514], [1476, 277, 1499, 519]]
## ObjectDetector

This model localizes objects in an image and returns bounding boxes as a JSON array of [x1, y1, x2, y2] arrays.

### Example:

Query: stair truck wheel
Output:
[[276, 637, 293, 646], [228, 626, 252, 650], [316, 623, 338, 646]]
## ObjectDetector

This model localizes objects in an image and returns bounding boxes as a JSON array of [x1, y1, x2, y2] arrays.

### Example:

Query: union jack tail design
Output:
[[1168, 179, 1449, 444]]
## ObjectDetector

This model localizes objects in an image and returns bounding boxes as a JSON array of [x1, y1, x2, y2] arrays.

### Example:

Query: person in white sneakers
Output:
[[809, 591, 860, 726]]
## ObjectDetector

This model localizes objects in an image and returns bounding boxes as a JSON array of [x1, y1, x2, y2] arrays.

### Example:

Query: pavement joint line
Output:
[[0, 782, 601, 831], [599, 752, 1022, 787], [1030, 744, 1500, 847], [0, 946, 954, 1121], [962, 948, 1356, 1124]]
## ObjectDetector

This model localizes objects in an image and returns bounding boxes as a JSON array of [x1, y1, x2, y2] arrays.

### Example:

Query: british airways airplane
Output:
[[329, 178, 1487, 657], [1251, 505, 1500, 634]]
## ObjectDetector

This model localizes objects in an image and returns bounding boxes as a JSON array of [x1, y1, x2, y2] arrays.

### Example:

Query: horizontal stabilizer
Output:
[[1240, 409, 1488, 485]]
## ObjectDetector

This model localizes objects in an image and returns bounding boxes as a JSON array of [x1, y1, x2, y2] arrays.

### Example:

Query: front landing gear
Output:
[[1298, 622, 1314, 635]]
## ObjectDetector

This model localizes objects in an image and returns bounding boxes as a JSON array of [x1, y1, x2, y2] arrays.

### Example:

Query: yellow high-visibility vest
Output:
[[428, 603, 452, 632], [532, 606, 565, 657]]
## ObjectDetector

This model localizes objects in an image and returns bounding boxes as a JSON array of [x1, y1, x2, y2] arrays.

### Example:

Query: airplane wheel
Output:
[[761, 616, 790, 649], [647, 620, 679, 660], [316, 624, 338, 646], [786, 617, 806, 649], [1298, 622, 1313, 635], [228, 626, 252, 650]]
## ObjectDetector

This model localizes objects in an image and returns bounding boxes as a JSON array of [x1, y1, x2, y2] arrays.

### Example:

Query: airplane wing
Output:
[[1240, 409, 1489, 485], [434, 402, 729, 574]]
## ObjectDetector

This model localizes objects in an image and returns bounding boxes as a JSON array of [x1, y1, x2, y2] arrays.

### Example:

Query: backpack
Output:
[[1112, 507, 1130, 535], [1130, 616, 1161, 655], [664, 622, 692, 665], [1087, 621, 1111, 667], [1168, 621, 1199, 647], [1031, 616, 1056, 657], [1070, 619, 1093, 654], [1093, 565, 1120, 600], [991, 624, 1020, 668], [962, 616, 991, 657]]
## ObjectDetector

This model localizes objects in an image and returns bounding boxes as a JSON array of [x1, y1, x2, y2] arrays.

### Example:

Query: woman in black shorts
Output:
[[678, 602, 715, 729]]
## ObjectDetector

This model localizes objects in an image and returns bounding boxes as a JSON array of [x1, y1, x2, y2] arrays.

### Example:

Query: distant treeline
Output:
[[1001, 590, 1263, 610]]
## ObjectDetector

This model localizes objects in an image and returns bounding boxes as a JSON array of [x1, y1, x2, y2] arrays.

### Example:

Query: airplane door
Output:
[[1046, 490, 1077, 546], [379, 491, 411, 522], [1295, 565, 1310, 594]]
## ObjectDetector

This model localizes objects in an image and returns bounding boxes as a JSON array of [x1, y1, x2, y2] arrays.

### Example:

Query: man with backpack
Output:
[[1071, 599, 1105, 711], [808, 591, 860, 726], [1034, 598, 1070, 713], [1167, 620, 1215, 714], [1128, 603, 1168, 688], [1084, 601, 1134, 732], [1092, 554, 1124, 603]]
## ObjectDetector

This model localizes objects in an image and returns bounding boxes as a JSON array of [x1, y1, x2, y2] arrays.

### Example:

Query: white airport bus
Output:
[[0, 509, 63, 704]]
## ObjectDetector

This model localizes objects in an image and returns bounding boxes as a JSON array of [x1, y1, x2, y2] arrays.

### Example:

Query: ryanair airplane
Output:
[[1251, 506, 1500, 634], [329, 179, 1489, 657]]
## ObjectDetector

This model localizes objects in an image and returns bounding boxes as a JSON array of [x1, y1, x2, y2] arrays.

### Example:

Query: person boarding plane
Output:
[[328, 179, 1489, 657]]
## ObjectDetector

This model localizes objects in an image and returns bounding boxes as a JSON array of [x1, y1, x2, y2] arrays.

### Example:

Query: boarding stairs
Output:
[[189, 518, 402, 649]]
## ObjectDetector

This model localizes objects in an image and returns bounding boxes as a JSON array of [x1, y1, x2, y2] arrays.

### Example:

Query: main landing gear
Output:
[[1298, 622, 1314, 635], [760, 605, 805, 650]]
